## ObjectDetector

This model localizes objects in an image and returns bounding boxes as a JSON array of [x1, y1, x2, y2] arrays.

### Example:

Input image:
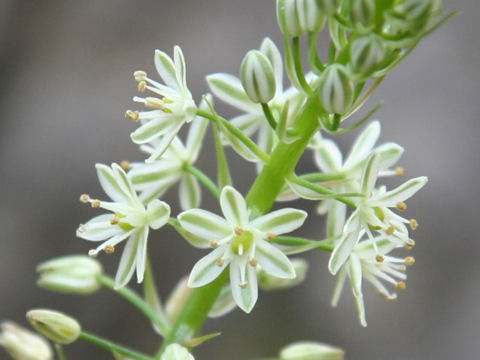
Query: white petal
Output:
[[344, 121, 380, 170], [230, 113, 262, 137], [179, 174, 201, 210], [188, 246, 229, 287], [251, 208, 307, 235], [314, 139, 343, 173], [348, 254, 367, 327], [76, 214, 123, 241], [230, 260, 258, 313], [220, 186, 248, 227], [185, 115, 209, 162], [178, 209, 231, 242], [370, 176, 428, 207], [112, 163, 139, 205], [96, 164, 132, 203], [154, 49, 180, 92], [326, 200, 347, 238], [130, 116, 174, 144], [360, 152, 381, 195], [375, 142, 404, 170], [256, 240, 295, 279], [145, 123, 184, 162], [146, 199, 170, 229], [331, 267, 347, 307], [114, 231, 142, 289], [328, 212, 361, 275], [135, 227, 149, 283], [174, 46, 188, 92], [206, 73, 259, 113]]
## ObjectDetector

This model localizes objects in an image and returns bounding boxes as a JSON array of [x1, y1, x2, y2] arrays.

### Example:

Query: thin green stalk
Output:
[[183, 163, 221, 199], [300, 172, 347, 182], [98, 275, 170, 336], [292, 37, 313, 94], [212, 123, 233, 188], [54, 344, 67, 360], [79, 331, 152, 360], [273, 236, 335, 252], [308, 32, 325, 74], [261, 103, 277, 130], [197, 109, 269, 163], [144, 256, 170, 336]]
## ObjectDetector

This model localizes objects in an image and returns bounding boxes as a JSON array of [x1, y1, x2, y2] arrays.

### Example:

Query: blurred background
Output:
[[0, 0, 479, 359]]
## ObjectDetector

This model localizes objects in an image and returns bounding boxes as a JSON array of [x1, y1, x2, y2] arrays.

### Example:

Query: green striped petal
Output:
[[178, 209, 231, 241], [220, 186, 248, 227], [251, 208, 307, 235], [256, 240, 295, 279]]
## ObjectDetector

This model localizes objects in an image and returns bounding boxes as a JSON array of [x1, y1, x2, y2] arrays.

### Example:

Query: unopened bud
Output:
[[160, 343, 194, 360], [0, 321, 53, 360], [240, 50, 276, 104], [348, 0, 376, 29], [393, 0, 443, 33], [276, 0, 306, 37], [259, 258, 308, 291], [318, 64, 354, 115], [316, 0, 341, 16], [280, 341, 344, 360], [350, 34, 386, 78], [26, 309, 81, 345], [297, 0, 327, 32], [36, 255, 103, 295]]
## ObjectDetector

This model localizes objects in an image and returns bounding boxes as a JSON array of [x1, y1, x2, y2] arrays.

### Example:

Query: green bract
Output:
[[26, 310, 80, 345], [178, 186, 307, 313], [240, 50, 276, 104]]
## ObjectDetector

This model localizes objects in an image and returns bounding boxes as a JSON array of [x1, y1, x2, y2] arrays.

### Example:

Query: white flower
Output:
[[161, 343, 194, 360], [126, 46, 197, 162], [331, 236, 416, 326], [178, 186, 307, 312], [0, 321, 53, 360], [76, 163, 170, 288], [128, 97, 210, 209], [328, 152, 427, 275]]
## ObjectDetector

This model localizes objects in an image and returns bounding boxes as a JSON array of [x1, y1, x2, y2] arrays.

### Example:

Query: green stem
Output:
[[98, 275, 170, 336], [54, 344, 67, 360], [212, 124, 233, 188], [273, 236, 335, 252], [79, 331, 152, 360], [184, 163, 221, 199], [308, 32, 325, 74], [196, 109, 269, 163], [292, 37, 313, 94], [300, 172, 347, 182], [261, 103, 277, 130]]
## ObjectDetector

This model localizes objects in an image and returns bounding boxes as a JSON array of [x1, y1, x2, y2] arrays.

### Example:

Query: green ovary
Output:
[[231, 231, 254, 256]]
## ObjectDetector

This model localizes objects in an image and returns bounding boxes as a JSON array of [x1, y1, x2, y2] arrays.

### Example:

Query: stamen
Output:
[[104, 245, 115, 254], [125, 110, 139, 122], [77, 224, 86, 233], [405, 239, 416, 249], [234, 227, 244, 235], [395, 167, 404, 176], [396, 281, 406, 290], [120, 161, 131, 171], [209, 240, 218, 248], [145, 97, 165, 110], [110, 216, 119, 225], [239, 283, 248, 289], [88, 249, 98, 258], [266, 232, 276, 240], [133, 70, 147, 81], [91, 199, 101, 208], [385, 226, 395, 235], [376, 254, 384, 263], [249, 258, 258, 267], [396, 201, 407, 211], [409, 219, 418, 230], [137, 81, 146, 92], [79, 194, 90, 203], [405, 256, 415, 266], [216, 258, 224, 267]]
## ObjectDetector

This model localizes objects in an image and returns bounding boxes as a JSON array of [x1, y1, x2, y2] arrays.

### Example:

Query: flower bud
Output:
[[316, 0, 340, 16], [240, 50, 276, 104], [26, 310, 81, 345], [297, 0, 327, 33], [350, 34, 386, 78], [276, 0, 306, 37], [259, 258, 308, 291], [36, 255, 103, 295], [161, 343, 194, 360], [348, 0, 376, 30], [0, 321, 53, 360], [393, 0, 443, 33], [318, 64, 354, 115], [280, 341, 344, 360]]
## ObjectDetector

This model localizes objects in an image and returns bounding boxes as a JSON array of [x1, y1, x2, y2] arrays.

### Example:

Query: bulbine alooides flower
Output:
[[126, 46, 197, 162], [178, 186, 307, 313], [76, 163, 170, 288]]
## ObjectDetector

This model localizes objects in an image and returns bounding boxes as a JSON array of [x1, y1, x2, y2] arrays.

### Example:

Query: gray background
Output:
[[0, 1, 478, 359]]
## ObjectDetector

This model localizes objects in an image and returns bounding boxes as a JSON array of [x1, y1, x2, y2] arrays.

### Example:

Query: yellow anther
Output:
[[91, 199, 101, 208], [386, 226, 395, 235], [395, 167, 404, 176], [234, 227, 244, 235], [396, 281, 406, 290], [104, 245, 115, 254], [145, 97, 165, 110], [77, 224, 86, 233], [125, 110, 139, 121], [249, 258, 258, 267], [137, 80, 146, 92], [239, 283, 248, 289], [376, 254, 384, 263], [209, 240, 218, 248], [79, 194, 90, 203], [266, 232, 276, 240], [133, 70, 147, 81], [409, 219, 419, 230], [110, 216, 119, 225], [88, 250, 98, 258], [405, 239, 416, 250], [396, 201, 407, 211], [120, 160, 131, 171], [405, 256, 415, 266], [216, 258, 224, 267]]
